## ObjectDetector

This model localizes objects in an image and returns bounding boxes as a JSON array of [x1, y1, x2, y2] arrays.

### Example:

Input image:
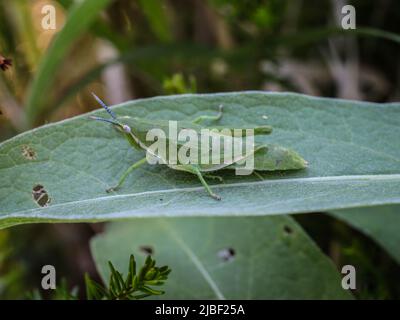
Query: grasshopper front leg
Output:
[[168, 164, 222, 200], [107, 157, 147, 193]]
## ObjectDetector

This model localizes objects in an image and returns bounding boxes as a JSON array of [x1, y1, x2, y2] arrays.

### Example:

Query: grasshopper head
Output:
[[89, 92, 132, 134]]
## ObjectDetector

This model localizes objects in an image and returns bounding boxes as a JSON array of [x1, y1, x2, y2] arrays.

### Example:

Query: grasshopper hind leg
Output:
[[169, 164, 222, 200], [194, 169, 222, 201]]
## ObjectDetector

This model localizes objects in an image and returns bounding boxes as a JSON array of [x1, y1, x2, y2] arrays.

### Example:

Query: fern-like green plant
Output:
[[86, 254, 171, 300], [28, 254, 171, 300]]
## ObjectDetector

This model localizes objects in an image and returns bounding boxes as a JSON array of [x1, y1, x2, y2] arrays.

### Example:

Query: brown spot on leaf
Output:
[[139, 245, 154, 255], [22, 145, 36, 160], [283, 225, 293, 235], [32, 184, 50, 207], [217, 247, 235, 262]]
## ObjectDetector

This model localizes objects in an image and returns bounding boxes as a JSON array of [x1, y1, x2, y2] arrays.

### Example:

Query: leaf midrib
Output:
[[2, 174, 400, 218], [158, 220, 226, 300]]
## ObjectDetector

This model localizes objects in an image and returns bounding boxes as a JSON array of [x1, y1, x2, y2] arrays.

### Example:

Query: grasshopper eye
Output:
[[122, 124, 131, 133]]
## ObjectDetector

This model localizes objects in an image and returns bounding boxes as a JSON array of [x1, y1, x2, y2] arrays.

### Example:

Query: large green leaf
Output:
[[330, 205, 400, 264], [25, 0, 112, 124], [91, 216, 351, 299], [0, 92, 399, 228]]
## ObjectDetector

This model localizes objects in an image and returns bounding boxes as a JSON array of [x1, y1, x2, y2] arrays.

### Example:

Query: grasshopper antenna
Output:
[[91, 92, 117, 120], [89, 115, 119, 125]]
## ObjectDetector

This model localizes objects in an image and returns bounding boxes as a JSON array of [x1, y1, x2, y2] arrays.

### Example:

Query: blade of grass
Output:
[[271, 26, 400, 47], [25, 0, 111, 125], [138, 0, 172, 43]]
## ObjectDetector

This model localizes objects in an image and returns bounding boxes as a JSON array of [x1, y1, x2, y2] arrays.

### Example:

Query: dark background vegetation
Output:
[[0, 0, 399, 299]]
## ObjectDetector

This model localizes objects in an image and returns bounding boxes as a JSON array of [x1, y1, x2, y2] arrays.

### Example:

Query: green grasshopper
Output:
[[90, 93, 307, 200]]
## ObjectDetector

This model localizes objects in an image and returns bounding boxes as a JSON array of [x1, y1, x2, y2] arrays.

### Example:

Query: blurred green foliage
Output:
[[163, 73, 197, 94], [0, 230, 25, 299]]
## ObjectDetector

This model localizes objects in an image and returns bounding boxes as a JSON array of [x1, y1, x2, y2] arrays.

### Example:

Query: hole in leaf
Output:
[[139, 245, 154, 255], [283, 225, 293, 235], [21, 145, 36, 160], [217, 247, 235, 262], [32, 184, 51, 207]]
